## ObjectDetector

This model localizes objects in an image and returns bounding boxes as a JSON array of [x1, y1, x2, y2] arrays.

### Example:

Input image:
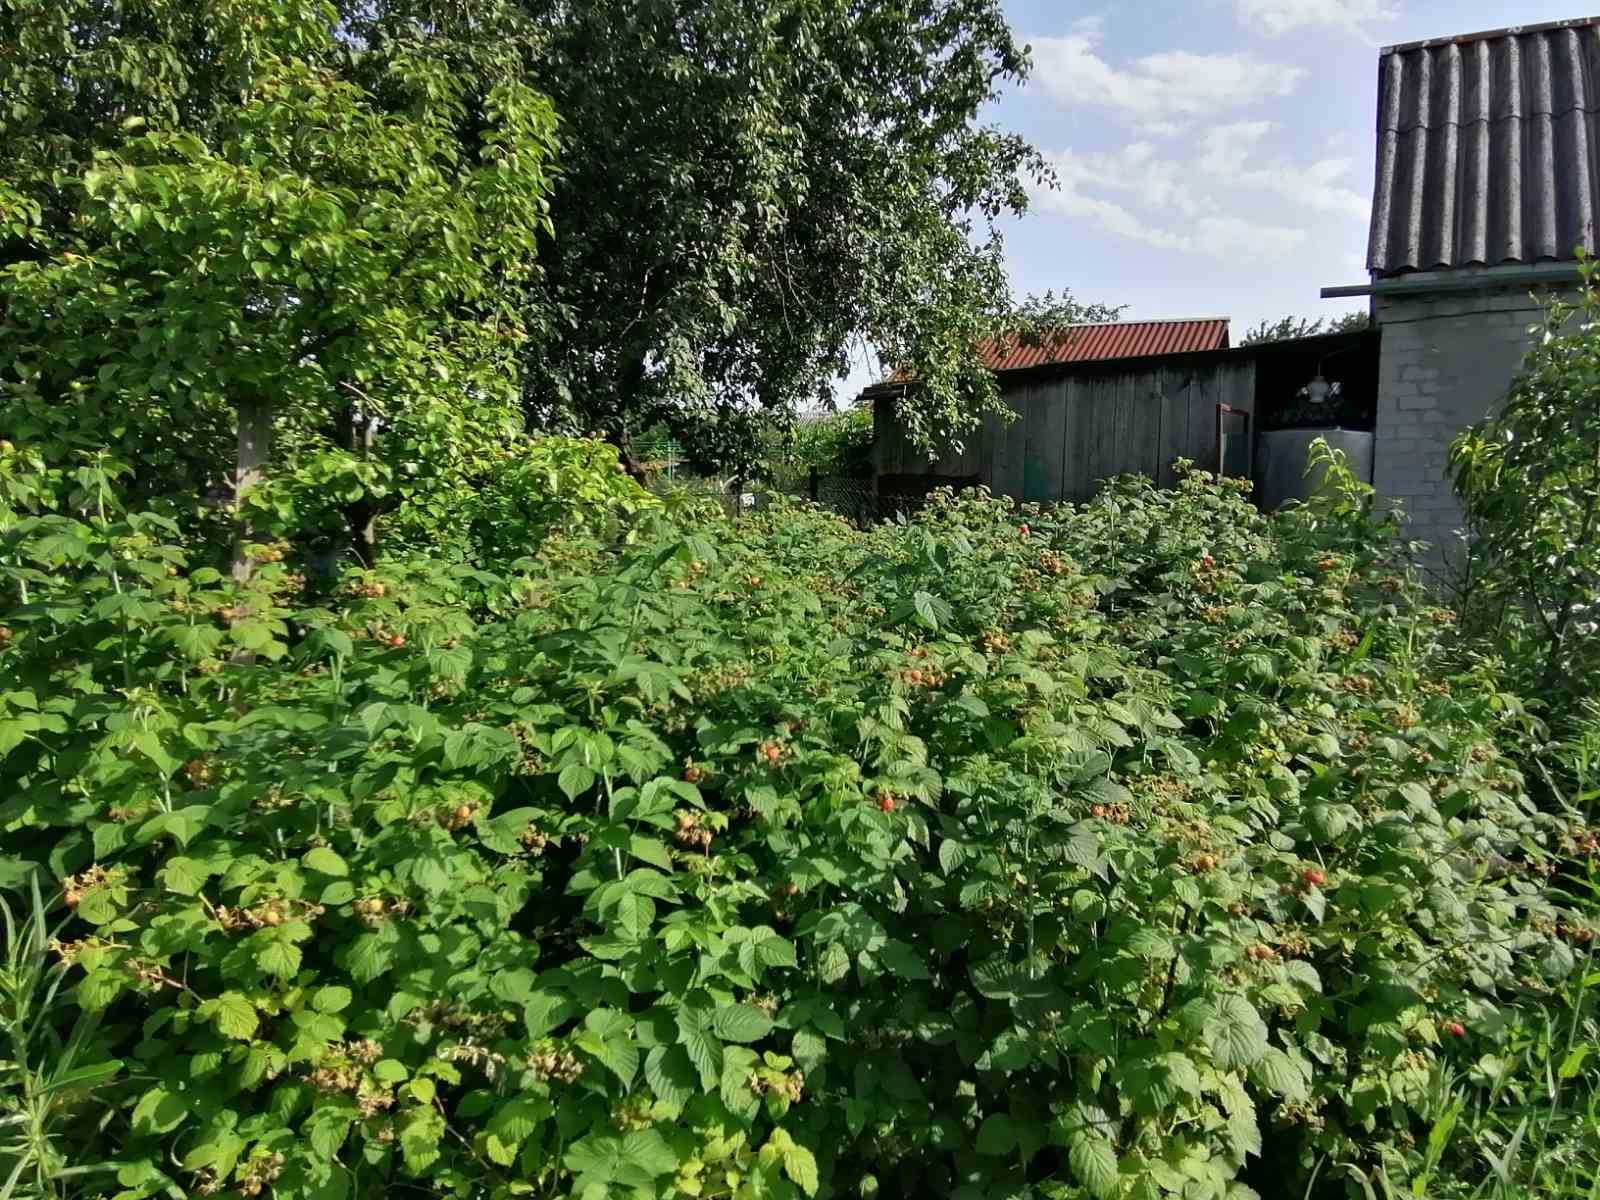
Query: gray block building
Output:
[[1325, 17, 1600, 573]]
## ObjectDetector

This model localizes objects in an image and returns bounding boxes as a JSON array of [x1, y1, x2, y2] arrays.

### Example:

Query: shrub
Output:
[[0, 449, 1589, 1199], [1451, 268, 1600, 717], [764, 410, 876, 484]]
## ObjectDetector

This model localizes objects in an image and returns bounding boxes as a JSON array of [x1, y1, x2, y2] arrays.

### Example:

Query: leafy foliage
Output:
[[2, 443, 1591, 1199], [0, 0, 557, 563], [762, 410, 876, 485], [515, 0, 1056, 470], [1239, 312, 1371, 346], [1451, 267, 1600, 713]]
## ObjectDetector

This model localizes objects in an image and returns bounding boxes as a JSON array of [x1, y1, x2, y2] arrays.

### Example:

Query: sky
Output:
[[839, 0, 1591, 396]]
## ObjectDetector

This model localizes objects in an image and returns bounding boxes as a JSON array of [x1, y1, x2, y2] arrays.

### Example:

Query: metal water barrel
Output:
[[1255, 428, 1375, 511]]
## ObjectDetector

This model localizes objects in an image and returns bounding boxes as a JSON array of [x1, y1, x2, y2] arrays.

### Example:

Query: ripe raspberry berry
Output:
[[1019, 524, 1030, 537], [389, 634, 406, 647], [878, 795, 896, 813], [1302, 867, 1326, 888], [1091, 804, 1106, 818], [1445, 1021, 1466, 1037]]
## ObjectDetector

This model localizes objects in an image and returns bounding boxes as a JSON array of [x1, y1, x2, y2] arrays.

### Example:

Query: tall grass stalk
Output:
[[0, 878, 120, 1199]]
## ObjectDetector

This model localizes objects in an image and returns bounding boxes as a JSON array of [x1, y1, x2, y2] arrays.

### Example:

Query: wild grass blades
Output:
[[0, 877, 121, 1199], [1453, 876, 1599, 1199]]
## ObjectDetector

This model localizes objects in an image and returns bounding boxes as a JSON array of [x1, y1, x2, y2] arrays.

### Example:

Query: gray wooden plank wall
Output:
[[875, 357, 1258, 503]]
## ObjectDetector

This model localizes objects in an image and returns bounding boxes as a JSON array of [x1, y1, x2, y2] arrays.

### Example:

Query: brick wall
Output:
[[1373, 284, 1561, 577]]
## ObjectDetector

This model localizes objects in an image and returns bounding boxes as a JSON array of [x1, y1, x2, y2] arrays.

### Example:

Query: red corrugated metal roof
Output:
[[977, 318, 1231, 370], [877, 319, 1231, 387]]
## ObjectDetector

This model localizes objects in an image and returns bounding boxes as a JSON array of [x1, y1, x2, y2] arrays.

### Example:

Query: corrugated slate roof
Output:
[[1369, 16, 1600, 277]]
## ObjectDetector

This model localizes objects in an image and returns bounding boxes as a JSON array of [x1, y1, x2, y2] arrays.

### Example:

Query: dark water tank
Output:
[[1256, 428, 1375, 511]]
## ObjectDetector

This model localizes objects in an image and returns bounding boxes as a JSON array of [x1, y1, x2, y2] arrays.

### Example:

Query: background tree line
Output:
[[0, 0, 1077, 566]]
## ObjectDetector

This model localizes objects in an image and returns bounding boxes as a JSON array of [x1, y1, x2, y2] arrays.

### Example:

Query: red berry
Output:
[[1301, 867, 1326, 888], [1091, 804, 1106, 818], [878, 795, 896, 813], [1446, 1021, 1466, 1037]]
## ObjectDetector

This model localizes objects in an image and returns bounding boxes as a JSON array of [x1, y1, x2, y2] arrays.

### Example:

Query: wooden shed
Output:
[[867, 319, 1254, 506], [866, 321, 1380, 509]]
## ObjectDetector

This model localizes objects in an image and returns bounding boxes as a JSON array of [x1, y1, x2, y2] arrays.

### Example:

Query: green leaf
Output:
[[579, 1024, 638, 1087], [818, 942, 850, 982], [211, 992, 258, 1041], [1126, 927, 1175, 960], [938, 839, 967, 874], [321, 881, 356, 906], [559, 763, 597, 801], [159, 855, 208, 895], [303, 846, 348, 876], [644, 1044, 697, 1109], [401, 1107, 445, 1172], [340, 932, 395, 983], [1249, 1047, 1308, 1101], [755, 934, 797, 968], [256, 937, 301, 979], [131, 1087, 188, 1135], [312, 986, 353, 1014], [677, 1012, 722, 1090], [712, 1004, 773, 1044], [614, 891, 656, 939], [976, 1113, 1016, 1156], [565, 1129, 677, 1188], [879, 939, 931, 980], [1067, 1132, 1119, 1199], [629, 835, 673, 869], [488, 1098, 549, 1149], [1204, 995, 1269, 1070], [783, 1142, 819, 1196], [525, 990, 578, 1039]]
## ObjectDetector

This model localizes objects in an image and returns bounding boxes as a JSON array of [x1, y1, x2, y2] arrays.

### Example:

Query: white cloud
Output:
[[1030, 123, 1368, 262], [1030, 174, 1308, 262], [1235, 0, 1398, 38], [1029, 29, 1304, 128], [1046, 143, 1210, 218], [1196, 122, 1370, 220]]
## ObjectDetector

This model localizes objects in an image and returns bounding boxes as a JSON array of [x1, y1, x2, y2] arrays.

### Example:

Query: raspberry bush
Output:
[[0, 448, 1593, 1199]]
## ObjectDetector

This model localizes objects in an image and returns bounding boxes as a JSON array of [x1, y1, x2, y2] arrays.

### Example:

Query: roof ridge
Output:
[[1382, 15, 1600, 56], [1045, 316, 1230, 330]]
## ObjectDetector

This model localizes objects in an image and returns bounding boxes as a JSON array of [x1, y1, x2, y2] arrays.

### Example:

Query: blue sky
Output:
[[840, 0, 1589, 394]]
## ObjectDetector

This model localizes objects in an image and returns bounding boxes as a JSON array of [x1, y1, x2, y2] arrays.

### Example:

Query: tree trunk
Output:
[[339, 404, 386, 566], [606, 359, 649, 481], [607, 426, 648, 481], [231, 397, 272, 582]]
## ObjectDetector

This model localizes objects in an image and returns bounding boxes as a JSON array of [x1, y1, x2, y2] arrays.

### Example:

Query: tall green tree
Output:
[[0, 0, 556, 565], [515, 0, 1051, 471], [1239, 311, 1370, 346]]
